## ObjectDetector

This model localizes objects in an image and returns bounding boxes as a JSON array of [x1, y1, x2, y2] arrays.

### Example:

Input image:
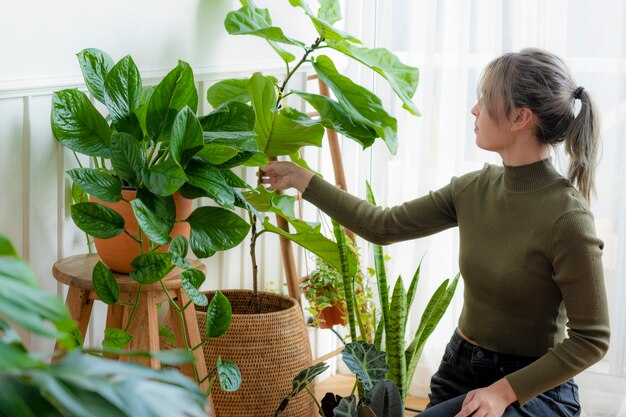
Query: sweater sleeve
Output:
[[301, 170, 481, 245], [505, 209, 610, 405]]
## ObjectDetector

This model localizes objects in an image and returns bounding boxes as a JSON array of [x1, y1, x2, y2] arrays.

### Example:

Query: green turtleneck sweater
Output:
[[302, 158, 610, 406]]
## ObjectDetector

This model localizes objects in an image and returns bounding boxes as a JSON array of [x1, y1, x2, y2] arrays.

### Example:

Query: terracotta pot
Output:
[[90, 189, 193, 273], [318, 301, 347, 329]]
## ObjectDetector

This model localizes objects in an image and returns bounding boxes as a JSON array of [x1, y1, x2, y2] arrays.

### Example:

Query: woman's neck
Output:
[[498, 135, 551, 166]]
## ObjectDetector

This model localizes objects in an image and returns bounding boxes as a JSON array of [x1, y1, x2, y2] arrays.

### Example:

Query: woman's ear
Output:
[[510, 108, 535, 132]]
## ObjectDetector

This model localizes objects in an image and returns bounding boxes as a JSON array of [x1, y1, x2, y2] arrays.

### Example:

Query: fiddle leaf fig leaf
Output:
[[200, 101, 256, 132], [92, 261, 119, 305], [130, 253, 174, 284], [144, 158, 187, 196], [186, 207, 250, 258], [67, 168, 123, 203], [70, 202, 125, 239], [289, 0, 359, 43], [76, 48, 114, 104], [342, 342, 389, 393], [334, 395, 358, 417], [104, 55, 143, 138], [184, 159, 235, 209], [206, 78, 251, 107], [242, 185, 296, 218], [130, 198, 172, 245], [146, 61, 198, 142], [205, 291, 232, 338], [225, 5, 305, 47], [102, 327, 132, 350], [51, 89, 111, 158], [110, 132, 146, 184], [168, 236, 190, 269], [181, 270, 208, 307], [327, 40, 420, 116], [217, 357, 241, 392], [319, 0, 342, 24], [171, 106, 204, 168], [312, 55, 398, 154]]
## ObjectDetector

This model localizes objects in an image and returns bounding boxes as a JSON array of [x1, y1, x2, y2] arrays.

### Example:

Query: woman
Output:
[[260, 48, 610, 417]]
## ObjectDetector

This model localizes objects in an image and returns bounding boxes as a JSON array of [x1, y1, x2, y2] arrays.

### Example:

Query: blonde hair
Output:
[[478, 48, 600, 202]]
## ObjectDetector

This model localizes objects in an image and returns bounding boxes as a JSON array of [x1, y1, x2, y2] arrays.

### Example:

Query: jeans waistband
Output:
[[451, 329, 540, 369]]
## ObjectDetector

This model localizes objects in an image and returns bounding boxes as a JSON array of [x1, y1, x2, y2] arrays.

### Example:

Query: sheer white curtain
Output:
[[337, 0, 626, 412]]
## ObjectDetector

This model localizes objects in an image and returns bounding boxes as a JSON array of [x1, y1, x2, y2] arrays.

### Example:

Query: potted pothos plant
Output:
[[50, 48, 254, 395]]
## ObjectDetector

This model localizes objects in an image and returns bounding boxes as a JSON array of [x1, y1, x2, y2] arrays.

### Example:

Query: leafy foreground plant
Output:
[[0, 234, 210, 417]]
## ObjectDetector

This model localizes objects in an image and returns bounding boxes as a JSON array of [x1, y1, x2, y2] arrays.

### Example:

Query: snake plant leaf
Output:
[[248, 74, 324, 156], [205, 291, 232, 338], [76, 48, 114, 104], [200, 101, 255, 132], [327, 40, 420, 116], [144, 158, 187, 196], [168, 236, 190, 269], [334, 395, 358, 417], [0, 235, 17, 257], [67, 168, 123, 203], [225, 5, 305, 48], [71, 202, 125, 239], [365, 380, 403, 417], [51, 89, 112, 158], [312, 55, 398, 154], [171, 107, 204, 168], [341, 342, 388, 394], [386, 277, 407, 401], [104, 55, 143, 139], [184, 159, 235, 209], [92, 261, 120, 305], [290, 93, 377, 148], [130, 253, 174, 284], [102, 327, 132, 350], [206, 78, 251, 107], [405, 255, 424, 319], [186, 207, 250, 258], [130, 198, 173, 245], [332, 219, 358, 341], [181, 269, 208, 306], [289, 0, 360, 43], [110, 132, 146, 185], [318, 0, 342, 24], [146, 61, 198, 142], [217, 357, 242, 392]]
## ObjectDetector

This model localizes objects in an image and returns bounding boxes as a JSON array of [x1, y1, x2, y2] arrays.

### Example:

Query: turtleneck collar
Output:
[[502, 158, 563, 192]]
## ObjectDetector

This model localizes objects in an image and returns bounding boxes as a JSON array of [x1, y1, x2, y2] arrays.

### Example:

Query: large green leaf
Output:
[[144, 158, 187, 196], [92, 261, 120, 305], [334, 395, 358, 417], [186, 207, 250, 258], [332, 218, 357, 341], [102, 327, 132, 350], [318, 0, 342, 24], [76, 48, 114, 104], [146, 61, 198, 142], [110, 132, 146, 185], [135, 188, 176, 225], [205, 291, 232, 338], [386, 277, 407, 401], [206, 78, 251, 108], [366, 380, 403, 417], [130, 198, 173, 245], [171, 107, 204, 168], [217, 357, 241, 392], [70, 202, 125, 239], [242, 185, 296, 218], [184, 159, 235, 209], [200, 101, 255, 132], [104, 55, 143, 138], [67, 168, 122, 203], [130, 253, 174, 284], [328, 40, 420, 116], [197, 144, 239, 165], [225, 5, 305, 47], [341, 342, 388, 394], [181, 269, 208, 307], [51, 89, 111, 158], [312, 55, 398, 154], [289, 0, 360, 43], [248, 74, 324, 156]]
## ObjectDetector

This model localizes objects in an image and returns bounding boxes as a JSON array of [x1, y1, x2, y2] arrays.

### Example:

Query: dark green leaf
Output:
[[51, 89, 111, 158], [130, 253, 174, 284], [181, 270, 208, 306], [186, 207, 250, 258], [110, 132, 146, 184], [224, 5, 305, 47], [288, 362, 328, 397], [206, 78, 251, 107], [197, 144, 239, 165], [0, 235, 17, 256], [104, 55, 143, 138], [182, 268, 205, 289], [92, 261, 119, 305], [312, 55, 398, 154], [334, 395, 358, 417], [151, 349, 195, 365], [135, 188, 176, 225], [200, 101, 256, 132], [205, 291, 232, 338], [341, 342, 388, 393], [144, 158, 187, 196], [146, 61, 198, 141], [386, 278, 407, 400], [185, 159, 235, 208], [70, 202, 125, 239], [168, 236, 190, 268], [67, 168, 122, 203], [217, 357, 241, 392], [76, 48, 114, 104], [102, 327, 132, 350], [365, 380, 403, 417], [221, 169, 249, 189], [171, 106, 204, 168], [130, 198, 172, 245]]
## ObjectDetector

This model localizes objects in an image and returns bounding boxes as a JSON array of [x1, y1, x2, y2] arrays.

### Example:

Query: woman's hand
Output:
[[259, 161, 315, 193], [455, 378, 517, 417]]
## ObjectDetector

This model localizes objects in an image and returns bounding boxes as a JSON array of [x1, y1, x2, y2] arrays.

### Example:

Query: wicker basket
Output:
[[164, 290, 315, 417]]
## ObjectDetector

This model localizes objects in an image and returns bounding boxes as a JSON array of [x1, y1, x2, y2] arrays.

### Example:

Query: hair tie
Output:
[[574, 86, 585, 100]]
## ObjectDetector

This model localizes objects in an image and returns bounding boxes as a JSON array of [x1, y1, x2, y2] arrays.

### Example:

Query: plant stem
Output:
[[199, 368, 216, 384], [124, 230, 142, 245], [305, 387, 324, 416], [276, 37, 324, 106], [192, 340, 207, 351], [249, 212, 260, 313], [72, 151, 84, 169], [329, 327, 346, 345], [123, 284, 143, 333], [350, 380, 358, 396]]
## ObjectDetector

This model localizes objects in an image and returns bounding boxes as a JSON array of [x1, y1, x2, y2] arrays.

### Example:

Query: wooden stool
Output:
[[52, 254, 211, 395]]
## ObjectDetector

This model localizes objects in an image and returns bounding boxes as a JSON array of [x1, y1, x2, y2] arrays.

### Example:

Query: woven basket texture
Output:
[[163, 290, 315, 417]]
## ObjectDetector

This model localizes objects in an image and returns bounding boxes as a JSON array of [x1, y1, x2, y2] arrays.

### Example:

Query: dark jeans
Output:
[[417, 330, 581, 416]]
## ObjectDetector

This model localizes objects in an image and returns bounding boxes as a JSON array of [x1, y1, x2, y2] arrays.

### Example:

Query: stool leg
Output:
[[104, 300, 127, 360], [53, 287, 92, 363], [124, 290, 160, 369]]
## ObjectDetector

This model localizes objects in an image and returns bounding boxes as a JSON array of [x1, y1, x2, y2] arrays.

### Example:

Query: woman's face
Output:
[[471, 98, 512, 153]]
